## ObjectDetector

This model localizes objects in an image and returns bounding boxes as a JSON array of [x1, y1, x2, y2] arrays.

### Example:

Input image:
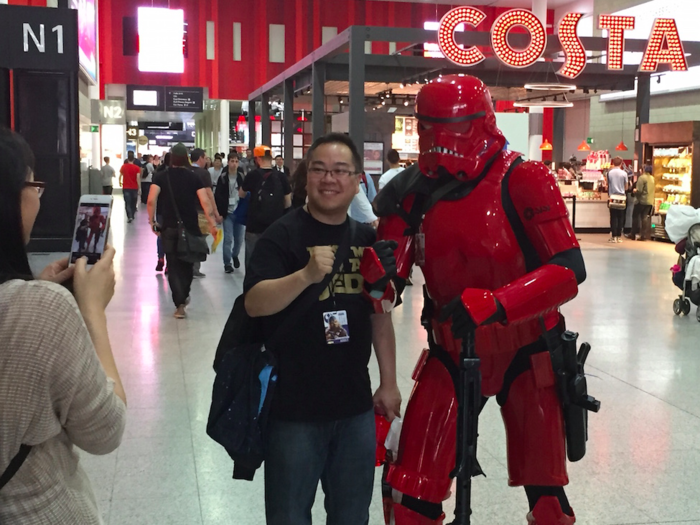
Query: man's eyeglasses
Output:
[[308, 167, 356, 179], [25, 181, 45, 198]]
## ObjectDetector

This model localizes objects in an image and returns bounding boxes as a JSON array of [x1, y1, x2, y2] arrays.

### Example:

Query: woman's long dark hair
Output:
[[157, 152, 171, 172], [0, 128, 36, 284], [291, 160, 307, 205]]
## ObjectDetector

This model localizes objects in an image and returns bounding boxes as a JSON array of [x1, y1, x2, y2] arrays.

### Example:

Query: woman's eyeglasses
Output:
[[25, 181, 45, 198]]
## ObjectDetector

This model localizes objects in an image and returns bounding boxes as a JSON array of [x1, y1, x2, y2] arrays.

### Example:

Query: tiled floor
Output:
[[29, 198, 700, 524]]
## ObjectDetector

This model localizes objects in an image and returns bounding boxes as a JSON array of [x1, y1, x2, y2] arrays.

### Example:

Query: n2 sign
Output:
[[437, 7, 688, 78]]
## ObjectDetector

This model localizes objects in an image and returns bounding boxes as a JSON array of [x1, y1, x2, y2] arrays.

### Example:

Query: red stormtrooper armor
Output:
[[369, 75, 590, 525]]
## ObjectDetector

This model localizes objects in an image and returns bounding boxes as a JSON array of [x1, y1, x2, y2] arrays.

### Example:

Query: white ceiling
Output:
[[372, 0, 579, 7]]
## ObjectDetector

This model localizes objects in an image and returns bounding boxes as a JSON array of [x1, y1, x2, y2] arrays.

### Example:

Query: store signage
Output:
[[437, 7, 689, 78], [126, 85, 165, 111], [165, 87, 203, 112], [0, 4, 78, 71], [126, 125, 139, 140], [91, 99, 126, 124]]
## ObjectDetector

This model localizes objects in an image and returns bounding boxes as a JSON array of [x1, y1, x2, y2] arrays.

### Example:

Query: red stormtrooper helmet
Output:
[[415, 74, 506, 180]]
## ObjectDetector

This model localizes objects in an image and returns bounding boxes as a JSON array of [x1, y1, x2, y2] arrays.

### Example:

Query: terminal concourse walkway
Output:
[[29, 197, 700, 524]]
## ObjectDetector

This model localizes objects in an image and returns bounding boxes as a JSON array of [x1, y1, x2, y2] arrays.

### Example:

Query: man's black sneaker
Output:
[[224, 265, 234, 274], [156, 259, 164, 272], [233, 257, 240, 269]]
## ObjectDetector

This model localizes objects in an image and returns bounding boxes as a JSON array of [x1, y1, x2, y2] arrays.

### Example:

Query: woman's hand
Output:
[[38, 257, 74, 284], [73, 245, 116, 314]]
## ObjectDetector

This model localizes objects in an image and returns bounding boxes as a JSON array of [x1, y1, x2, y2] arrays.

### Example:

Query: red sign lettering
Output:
[[491, 9, 546, 68], [437, 7, 486, 67], [558, 13, 586, 79], [640, 18, 688, 72]]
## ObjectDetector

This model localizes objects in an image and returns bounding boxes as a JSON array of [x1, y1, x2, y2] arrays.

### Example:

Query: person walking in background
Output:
[[127, 150, 142, 168], [214, 153, 245, 273], [274, 154, 291, 182], [359, 171, 377, 203], [154, 152, 170, 273], [101, 156, 115, 195], [140, 154, 155, 205], [607, 156, 629, 243], [209, 156, 224, 189], [290, 160, 308, 208], [119, 157, 141, 223], [241, 145, 292, 269], [629, 165, 656, 241], [240, 150, 255, 175], [0, 128, 126, 525], [190, 148, 223, 278], [148, 144, 218, 319], [378, 149, 404, 191]]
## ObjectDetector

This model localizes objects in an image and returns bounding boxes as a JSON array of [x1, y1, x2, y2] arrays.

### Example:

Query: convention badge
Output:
[[323, 310, 350, 345], [415, 229, 426, 267]]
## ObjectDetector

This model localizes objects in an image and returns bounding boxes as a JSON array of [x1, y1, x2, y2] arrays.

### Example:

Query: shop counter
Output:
[[564, 197, 610, 231]]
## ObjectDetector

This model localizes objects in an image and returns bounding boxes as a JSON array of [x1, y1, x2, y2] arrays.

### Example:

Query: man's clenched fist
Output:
[[303, 246, 335, 284]]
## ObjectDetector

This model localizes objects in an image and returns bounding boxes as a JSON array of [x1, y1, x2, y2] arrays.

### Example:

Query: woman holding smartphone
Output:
[[0, 128, 126, 524]]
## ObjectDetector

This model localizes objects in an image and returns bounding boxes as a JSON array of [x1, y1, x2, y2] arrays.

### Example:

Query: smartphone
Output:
[[70, 195, 113, 265]]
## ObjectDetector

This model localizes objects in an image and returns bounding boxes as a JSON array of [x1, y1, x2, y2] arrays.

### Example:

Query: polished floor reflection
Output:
[[30, 198, 700, 524]]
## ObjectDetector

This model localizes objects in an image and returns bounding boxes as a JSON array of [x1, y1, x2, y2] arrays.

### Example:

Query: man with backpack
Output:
[[240, 145, 292, 268], [243, 133, 402, 525]]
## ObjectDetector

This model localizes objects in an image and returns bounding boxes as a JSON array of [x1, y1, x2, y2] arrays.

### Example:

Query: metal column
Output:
[[348, 26, 366, 156], [248, 99, 257, 151], [312, 62, 326, 141], [635, 74, 651, 170], [283, 78, 294, 167], [261, 92, 271, 146], [553, 108, 565, 163]]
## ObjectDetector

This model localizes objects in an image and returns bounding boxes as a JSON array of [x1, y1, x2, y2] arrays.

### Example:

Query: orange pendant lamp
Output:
[[540, 139, 553, 151], [615, 141, 629, 151], [577, 140, 591, 151]]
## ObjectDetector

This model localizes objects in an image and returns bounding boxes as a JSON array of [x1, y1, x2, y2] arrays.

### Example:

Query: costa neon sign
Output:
[[437, 7, 689, 78]]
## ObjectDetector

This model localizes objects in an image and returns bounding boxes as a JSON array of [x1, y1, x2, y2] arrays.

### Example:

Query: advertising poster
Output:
[[363, 142, 384, 176], [71, 0, 97, 83]]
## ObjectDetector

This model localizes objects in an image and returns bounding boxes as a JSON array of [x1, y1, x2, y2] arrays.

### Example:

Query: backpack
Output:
[[206, 220, 356, 481]]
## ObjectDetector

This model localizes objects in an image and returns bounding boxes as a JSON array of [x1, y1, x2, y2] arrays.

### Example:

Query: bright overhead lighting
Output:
[[514, 99, 574, 108], [524, 83, 577, 91]]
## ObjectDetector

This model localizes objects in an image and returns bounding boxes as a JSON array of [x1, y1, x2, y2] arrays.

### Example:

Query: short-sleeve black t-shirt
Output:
[[241, 168, 292, 234], [152, 167, 204, 233], [243, 207, 377, 422]]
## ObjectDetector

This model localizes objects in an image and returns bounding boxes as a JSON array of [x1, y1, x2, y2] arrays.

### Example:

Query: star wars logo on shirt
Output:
[[307, 246, 365, 301]]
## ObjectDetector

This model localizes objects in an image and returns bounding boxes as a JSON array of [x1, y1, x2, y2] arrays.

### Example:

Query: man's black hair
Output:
[[190, 148, 206, 163], [387, 149, 400, 164], [275, 155, 283, 160], [306, 133, 363, 173]]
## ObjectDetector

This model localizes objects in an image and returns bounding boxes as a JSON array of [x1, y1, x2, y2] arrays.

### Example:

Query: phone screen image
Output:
[[70, 203, 111, 265]]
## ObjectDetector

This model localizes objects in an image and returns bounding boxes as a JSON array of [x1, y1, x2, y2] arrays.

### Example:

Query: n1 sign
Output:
[[138, 7, 184, 73]]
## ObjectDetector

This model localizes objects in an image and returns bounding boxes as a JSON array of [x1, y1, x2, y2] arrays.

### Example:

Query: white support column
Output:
[[527, 0, 547, 162], [88, 85, 101, 168], [219, 99, 230, 155]]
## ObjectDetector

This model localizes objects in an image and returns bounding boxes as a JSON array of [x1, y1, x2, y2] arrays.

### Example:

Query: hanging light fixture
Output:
[[577, 140, 591, 151], [616, 95, 629, 151], [540, 139, 553, 151]]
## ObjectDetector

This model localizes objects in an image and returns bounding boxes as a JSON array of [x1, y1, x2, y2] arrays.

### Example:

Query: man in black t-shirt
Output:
[[244, 133, 401, 525], [241, 145, 292, 269], [147, 143, 217, 318]]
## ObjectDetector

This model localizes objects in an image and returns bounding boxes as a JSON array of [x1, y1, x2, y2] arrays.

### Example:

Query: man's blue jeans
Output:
[[264, 409, 375, 525], [123, 189, 138, 220], [222, 214, 245, 267]]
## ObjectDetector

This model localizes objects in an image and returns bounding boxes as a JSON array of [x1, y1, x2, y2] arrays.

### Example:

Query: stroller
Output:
[[671, 222, 700, 321]]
